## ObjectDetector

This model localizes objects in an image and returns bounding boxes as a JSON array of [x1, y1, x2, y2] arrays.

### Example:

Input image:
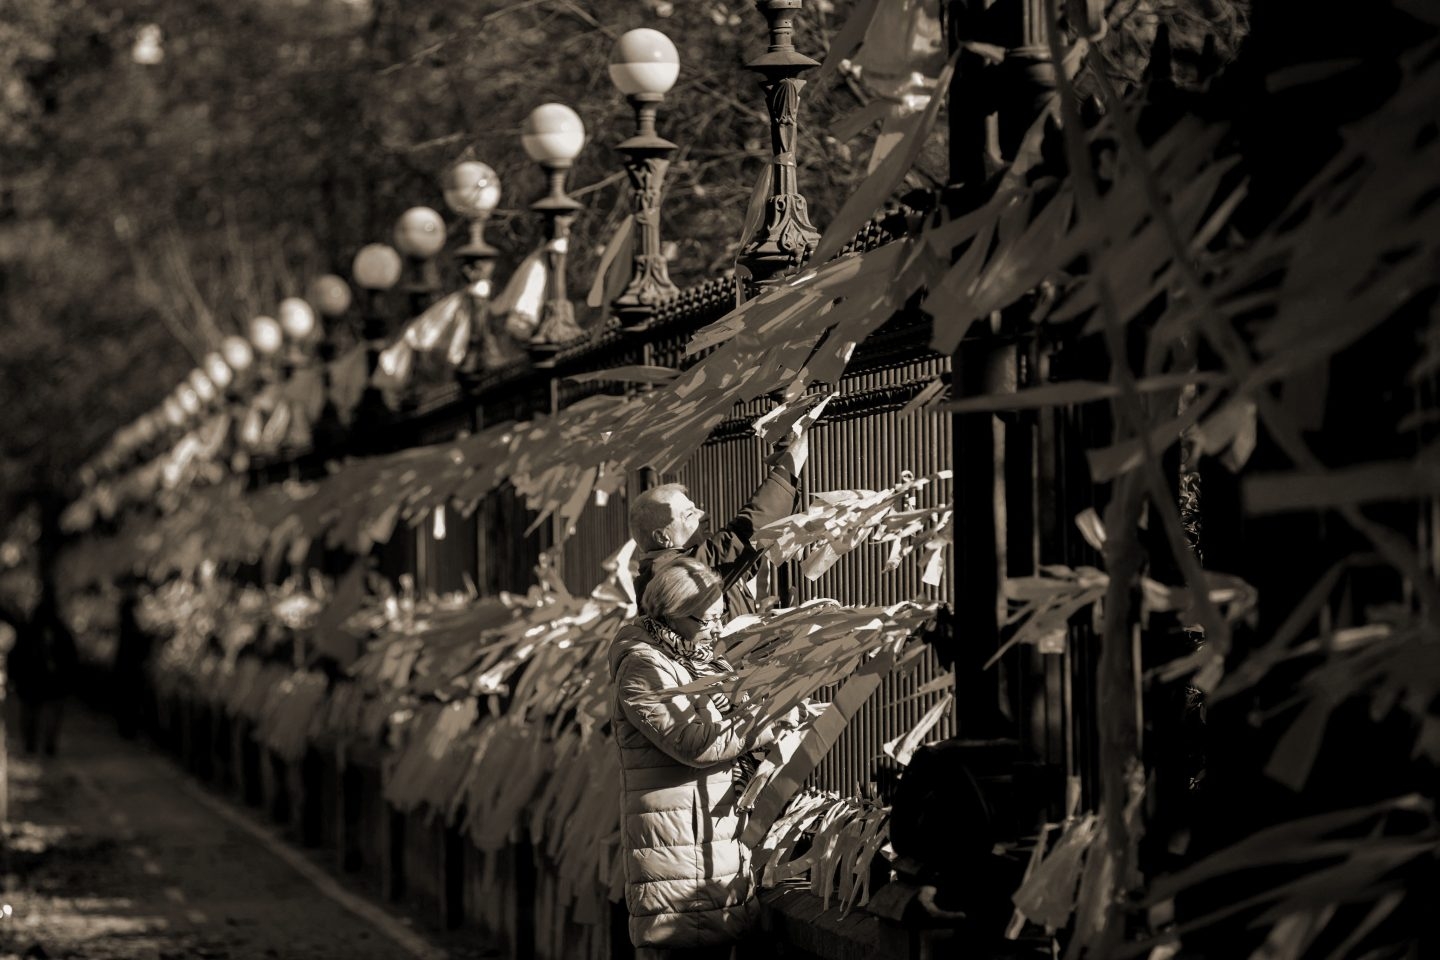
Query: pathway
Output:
[[1, 705, 470, 959]]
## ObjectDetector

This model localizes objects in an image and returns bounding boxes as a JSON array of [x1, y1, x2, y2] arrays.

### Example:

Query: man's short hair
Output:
[[628, 483, 689, 547]]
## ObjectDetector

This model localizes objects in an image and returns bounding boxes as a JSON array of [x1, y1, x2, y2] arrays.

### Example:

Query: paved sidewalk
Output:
[[1, 705, 454, 960]]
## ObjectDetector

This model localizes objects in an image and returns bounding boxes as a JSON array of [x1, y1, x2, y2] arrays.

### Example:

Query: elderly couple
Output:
[[608, 430, 814, 960]]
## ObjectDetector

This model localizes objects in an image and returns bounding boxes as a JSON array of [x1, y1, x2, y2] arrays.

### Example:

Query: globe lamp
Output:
[[249, 316, 283, 356]]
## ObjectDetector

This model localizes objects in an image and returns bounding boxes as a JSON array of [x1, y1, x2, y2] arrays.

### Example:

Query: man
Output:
[[628, 428, 810, 620]]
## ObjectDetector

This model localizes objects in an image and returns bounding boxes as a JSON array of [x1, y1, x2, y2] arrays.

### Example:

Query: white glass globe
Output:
[[250, 316, 283, 355], [223, 335, 254, 372], [522, 103, 586, 164], [609, 29, 680, 96], [443, 161, 502, 219], [279, 297, 318, 342], [352, 243, 403, 290], [189, 369, 216, 403], [177, 384, 200, 416], [394, 207, 447, 259], [307, 274, 353, 318], [205, 352, 232, 389]]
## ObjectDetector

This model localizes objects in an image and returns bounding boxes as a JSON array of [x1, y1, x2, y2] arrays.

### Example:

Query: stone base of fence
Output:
[[146, 685, 972, 960]]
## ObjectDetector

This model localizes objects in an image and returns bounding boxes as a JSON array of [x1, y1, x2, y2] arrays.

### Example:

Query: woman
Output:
[[608, 557, 796, 960]]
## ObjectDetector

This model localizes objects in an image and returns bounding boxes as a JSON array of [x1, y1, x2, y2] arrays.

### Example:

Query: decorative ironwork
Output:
[[999, 0, 1058, 157], [455, 218, 514, 392], [393, 227, 441, 414], [529, 167, 585, 366], [399, 255, 439, 327], [738, 0, 821, 286], [352, 287, 394, 448], [614, 98, 680, 330]]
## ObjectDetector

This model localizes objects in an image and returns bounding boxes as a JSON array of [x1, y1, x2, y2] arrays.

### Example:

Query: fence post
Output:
[[944, 1, 1009, 738]]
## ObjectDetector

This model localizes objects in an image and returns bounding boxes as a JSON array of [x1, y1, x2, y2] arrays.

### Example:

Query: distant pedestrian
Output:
[[9, 591, 78, 756]]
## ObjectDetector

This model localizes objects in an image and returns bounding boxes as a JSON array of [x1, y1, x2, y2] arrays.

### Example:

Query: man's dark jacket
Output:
[[634, 465, 799, 619]]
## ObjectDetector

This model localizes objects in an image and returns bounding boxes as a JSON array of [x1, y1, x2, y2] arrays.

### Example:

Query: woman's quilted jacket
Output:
[[608, 624, 773, 949]]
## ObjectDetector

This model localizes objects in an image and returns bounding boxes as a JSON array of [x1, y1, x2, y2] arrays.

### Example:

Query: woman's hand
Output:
[[781, 699, 826, 729], [767, 703, 809, 739], [747, 697, 825, 750]]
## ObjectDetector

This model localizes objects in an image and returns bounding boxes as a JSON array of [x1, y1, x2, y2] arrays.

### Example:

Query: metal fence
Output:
[[383, 228, 1040, 810]]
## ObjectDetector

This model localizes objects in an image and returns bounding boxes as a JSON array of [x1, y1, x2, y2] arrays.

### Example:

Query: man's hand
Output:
[[762, 394, 827, 476], [777, 428, 809, 476]]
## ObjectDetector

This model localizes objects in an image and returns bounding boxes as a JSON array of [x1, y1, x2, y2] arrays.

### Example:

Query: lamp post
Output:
[[176, 382, 201, 421], [187, 369, 218, 467], [221, 335, 254, 408], [352, 243, 403, 350], [278, 297, 319, 375], [204, 351, 233, 395], [394, 207, 446, 318], [522, 102, 587, 362], [999, 0, 1056, 158], [444, 160, 506, 390], [244, 314, 284, 467], [738, 0, 821, 287], [220, 334, 254, 471], [249, 315, 284, 389], [307, 274, 354, 330], [185, 369, 224, 483], [188, 368, 217, 409], [306, 273, 354, 458], [162, 394, 186, 435], [277, 295, 321, 455], [393, 210, 443, 415], [200, 358, 231, 471], [133, 413, 161, 465], [351, 242, 403, 448], [609, 29, 682, 331]]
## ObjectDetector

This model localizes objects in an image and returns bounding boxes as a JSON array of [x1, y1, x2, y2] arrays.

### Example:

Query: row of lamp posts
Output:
[[86, 3, 828, 487]]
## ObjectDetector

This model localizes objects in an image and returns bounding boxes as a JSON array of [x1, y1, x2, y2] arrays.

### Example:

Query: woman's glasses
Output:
[[682, 613, 724, 633]]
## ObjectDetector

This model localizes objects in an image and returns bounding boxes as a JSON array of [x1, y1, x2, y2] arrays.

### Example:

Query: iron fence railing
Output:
[[384, 177, 1112, 826]]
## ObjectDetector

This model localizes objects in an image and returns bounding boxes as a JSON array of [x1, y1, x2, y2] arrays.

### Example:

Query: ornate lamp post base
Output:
[[528, 183, 586, 366], [737, 176, 820, 283], [445, 160, 506, 391], [455, 235, 504, 388], [521, 100, 589, 365], [613, 122, 681, 331], [738, 0, 822, 288]]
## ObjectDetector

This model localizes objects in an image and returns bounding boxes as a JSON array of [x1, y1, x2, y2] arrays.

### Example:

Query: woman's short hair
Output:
[[640, 556, 723, 622]]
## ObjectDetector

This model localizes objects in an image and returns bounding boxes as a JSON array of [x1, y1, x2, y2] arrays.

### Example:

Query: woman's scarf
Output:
[[640, 615, 715, 666], [640, 615, 759, 797]]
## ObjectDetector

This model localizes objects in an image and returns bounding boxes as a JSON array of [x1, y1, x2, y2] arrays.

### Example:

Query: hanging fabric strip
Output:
[[491, 245, 549, 340], [404, 290, 465, 354]]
